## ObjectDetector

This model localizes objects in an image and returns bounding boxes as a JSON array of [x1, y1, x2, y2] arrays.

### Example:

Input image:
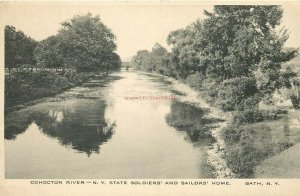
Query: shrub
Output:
[[185, 73, 205, 90], [222, 125, 243, 145], [240, 95, 261, 110], [5, 70, 87, 108], [217, 77, 258, 111], [261, 109, 288, 120], [233, 109, 264, 124], [223, 124, 273, 177], [200, 78, 219, 104], [290, 94, 300, 109]]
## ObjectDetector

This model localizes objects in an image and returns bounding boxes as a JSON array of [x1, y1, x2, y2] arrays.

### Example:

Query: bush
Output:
[[217, 77, 258, 111], [185, 73, 205, 90], [163, 66, 177, 77], [290, 94, 300, 109], [261, 109, 288, 120], [5, 70, 91, 108], [240, 95, 261, 110], [223, 124, 273, 177], [200, 78, 219, 104], [222, 125, 243, 145], [233, 109, 264, 124]]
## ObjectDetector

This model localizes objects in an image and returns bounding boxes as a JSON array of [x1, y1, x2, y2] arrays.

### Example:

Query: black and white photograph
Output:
[[1, 1, 300, 195]]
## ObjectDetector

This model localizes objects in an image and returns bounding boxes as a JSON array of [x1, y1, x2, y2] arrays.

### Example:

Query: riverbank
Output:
[[142, 71, 300, 178], [167, 76, 300, 178], [165, 77, 237, 178], [4, 70, 105, 113], [141, 72, 236, 178]]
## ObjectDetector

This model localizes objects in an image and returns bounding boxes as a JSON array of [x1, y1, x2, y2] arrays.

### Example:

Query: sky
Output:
[[1, 2, 300, 61]]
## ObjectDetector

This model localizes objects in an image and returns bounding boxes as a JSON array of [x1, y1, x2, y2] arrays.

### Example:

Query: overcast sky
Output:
[[1, 2, 300, 61]]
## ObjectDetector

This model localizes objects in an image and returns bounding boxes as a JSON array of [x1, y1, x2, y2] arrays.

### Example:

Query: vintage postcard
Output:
[[0, 0, 299, 195]]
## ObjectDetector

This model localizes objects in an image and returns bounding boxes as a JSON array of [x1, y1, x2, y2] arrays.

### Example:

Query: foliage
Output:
[[132, 5, 298, 109], [34, 36, 63, 68], [222, 124, 274, 177], [222, 125, 244, 145], [185, 72, 205, 90], [5, 71, 91, 108], [242, 95, 261, 110], [233, 109, 264, 124], [5, 14, 121, 109], [216, 77, 258, 111], [121, 62, 131, 70], [290, 95, 300, 109], [5, 25, 37, 72], [222, 121, 295, 177], [33, 13, 121, 72], [261, 109, 288, 120], [166, 22, 203, 79], [57, 13, 120, 72], [131, 43, 169, 74]]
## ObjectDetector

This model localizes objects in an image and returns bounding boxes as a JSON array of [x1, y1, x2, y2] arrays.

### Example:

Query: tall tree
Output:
[[167, 27, 196, 78], [202, 6, 298, 83], [167, 20, 208, 79], [34, 35, 63, 69], [131, 50, 151, 71], [5, 25, 37, 74], [151, 43, 168, 74], [166, 5, 298, 100], [57, 13, 119, 72], [131, 44, 169, 73]]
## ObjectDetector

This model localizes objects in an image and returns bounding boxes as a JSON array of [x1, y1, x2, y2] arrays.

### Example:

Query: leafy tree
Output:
[[164, 6, 298, 109], [131, 50, 151, 71], [167, 26, 197, 78], [217, 77, 258, 111], [201, 6, 298, 82], [57, 13, 119, 72], [106, 52, 122, 70], [34, 35, 63, 69], [131, 44, 169, 74], [151, 43, 168, 74], [5, 25, 37, 74]]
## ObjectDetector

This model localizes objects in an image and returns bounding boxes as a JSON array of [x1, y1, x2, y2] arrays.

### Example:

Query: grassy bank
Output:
[[5, 70, 94, 112]]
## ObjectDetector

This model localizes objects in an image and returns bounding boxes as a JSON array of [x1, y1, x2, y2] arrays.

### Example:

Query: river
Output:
[[5, 71, 217, 179]]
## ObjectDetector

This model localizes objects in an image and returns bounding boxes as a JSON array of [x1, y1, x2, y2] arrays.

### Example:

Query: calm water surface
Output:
[[5, 71, 215, 178]]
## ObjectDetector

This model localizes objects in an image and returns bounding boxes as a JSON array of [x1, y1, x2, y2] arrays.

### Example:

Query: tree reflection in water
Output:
[[5, 113, 32, 140], [166, 101, 222, 145], [5, 99, 115, 156]]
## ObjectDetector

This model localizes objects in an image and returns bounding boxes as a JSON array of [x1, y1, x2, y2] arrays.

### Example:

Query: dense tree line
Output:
[[132, 5, 299, 110], [5, 13, 121, 73], [5, 26, 37, 74], [5, 13, 121, 109], [131, 5, 300, 177]]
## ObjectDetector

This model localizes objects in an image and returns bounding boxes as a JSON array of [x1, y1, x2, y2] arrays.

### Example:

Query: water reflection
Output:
[[5, 71, 218, 178], [5, 99, 115, 156], [5, 114, 31, 140], [166, 101, 220, 145]]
